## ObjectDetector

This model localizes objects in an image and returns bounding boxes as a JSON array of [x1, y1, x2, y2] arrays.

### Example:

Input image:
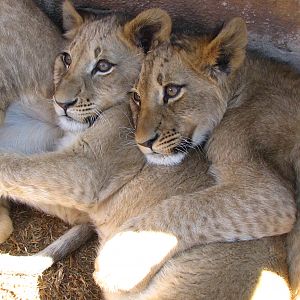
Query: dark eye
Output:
[[61, 52, 72, 68], [132, 92, 141, 106], [164, 84, 182, 99], [93, 59, 115, 75]]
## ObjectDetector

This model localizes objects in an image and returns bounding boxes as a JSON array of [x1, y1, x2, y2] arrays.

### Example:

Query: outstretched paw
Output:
[[93, 230, 178, 292]]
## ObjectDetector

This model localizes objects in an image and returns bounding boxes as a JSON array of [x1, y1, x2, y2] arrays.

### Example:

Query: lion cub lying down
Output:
[[0, 0, 65, 243], [0, 1, 296, 299], [131, 16, 300, 298]]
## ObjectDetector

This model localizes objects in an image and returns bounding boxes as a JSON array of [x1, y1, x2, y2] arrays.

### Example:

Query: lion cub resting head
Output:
[[132, 16, 300, 296], [53, 1, 171, 133], [131, 17, 247, 165]]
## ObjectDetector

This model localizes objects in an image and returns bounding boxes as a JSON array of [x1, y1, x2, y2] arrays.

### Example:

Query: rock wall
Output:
[[36, 0, 300, 70]]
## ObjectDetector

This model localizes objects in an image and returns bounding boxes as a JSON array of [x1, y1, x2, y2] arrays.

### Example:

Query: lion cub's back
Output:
[[0, 0, 63, 104]]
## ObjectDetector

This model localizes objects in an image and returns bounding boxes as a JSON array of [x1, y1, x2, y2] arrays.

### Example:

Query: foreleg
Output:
[[0, 151, 104, 212], [95, 165, 296, 292]]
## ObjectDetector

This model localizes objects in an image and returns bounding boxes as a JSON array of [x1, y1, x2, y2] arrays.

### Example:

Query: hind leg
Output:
[[103, 236, 291, 300], [0, 197, 13, 243]]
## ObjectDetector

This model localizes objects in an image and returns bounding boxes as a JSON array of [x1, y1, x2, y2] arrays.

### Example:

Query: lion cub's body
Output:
[[0, 0, 62, 131], [92, 142, 290, 300], [0, 0, 89, 243], [0, 0, 61, 243], [0, 4, 293, 298]]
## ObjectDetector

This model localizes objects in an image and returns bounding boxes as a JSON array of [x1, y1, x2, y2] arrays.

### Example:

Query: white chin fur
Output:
[[146, 153, 186, 166], [58, 117, 89, 132]]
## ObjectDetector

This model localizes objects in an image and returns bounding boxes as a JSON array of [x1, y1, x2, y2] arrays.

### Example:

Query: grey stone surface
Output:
[[35, 0, 300, 70]]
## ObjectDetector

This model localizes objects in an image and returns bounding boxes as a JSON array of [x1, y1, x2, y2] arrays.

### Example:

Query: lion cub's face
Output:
[[131, 44, 224, 166], [53, 17, 142, 132], [53, 2, 171, 132], [131, 18, 247, 165]]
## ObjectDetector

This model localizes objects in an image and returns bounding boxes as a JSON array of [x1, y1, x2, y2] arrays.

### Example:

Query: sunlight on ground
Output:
[[0, 254, 54, 300], [251, 270, 291, 300], [0, 273, 40, 300]]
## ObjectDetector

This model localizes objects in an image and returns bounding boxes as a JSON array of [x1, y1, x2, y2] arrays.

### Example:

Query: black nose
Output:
[[55, 98, 78, 111], [138, 134, 159, 149]]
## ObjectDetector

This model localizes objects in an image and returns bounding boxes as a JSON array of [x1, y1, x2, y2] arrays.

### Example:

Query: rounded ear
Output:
[[62, 0, 84, 39], [123, 8, 172, 53], [202, 17, 248, 79]]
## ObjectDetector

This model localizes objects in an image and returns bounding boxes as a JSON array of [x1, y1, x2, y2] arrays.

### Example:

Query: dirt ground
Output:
[[0, 203, 103, 300]]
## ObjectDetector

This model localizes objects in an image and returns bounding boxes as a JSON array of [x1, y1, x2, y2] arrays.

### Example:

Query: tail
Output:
[[287, 214, 300, 299], [0, 224, 95, 275]]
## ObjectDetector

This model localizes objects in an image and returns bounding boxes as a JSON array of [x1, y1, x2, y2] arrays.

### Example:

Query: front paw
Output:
[[93, 230, 178, 292], [0, 214, 13, 243]]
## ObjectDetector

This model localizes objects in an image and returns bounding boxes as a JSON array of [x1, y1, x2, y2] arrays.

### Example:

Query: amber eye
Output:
[[61, 52, 72, 68], [132, 92, 141, 106], [93, 59, 115, 75]]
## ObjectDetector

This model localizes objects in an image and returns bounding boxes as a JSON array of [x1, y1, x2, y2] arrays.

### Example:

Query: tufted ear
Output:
[[62, 0, 84, 39], [201, 17, 247, 79], [123, 8, 172, 53]]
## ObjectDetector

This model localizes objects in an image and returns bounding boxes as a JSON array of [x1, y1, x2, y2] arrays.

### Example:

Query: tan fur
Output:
[[0, 0, 61, 119], [0, 5, 294, 299], [131, 17, 300, 297], [0, 0, 67, 242]]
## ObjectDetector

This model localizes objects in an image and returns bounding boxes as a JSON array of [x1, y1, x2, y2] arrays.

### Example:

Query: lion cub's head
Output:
[[53, 1, 171, 132], [131, 18, 247, 165]]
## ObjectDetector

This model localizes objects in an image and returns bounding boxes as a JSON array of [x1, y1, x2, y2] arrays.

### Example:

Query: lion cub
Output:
[[131, 17, 300, 297], [0, 4, 294, 299], [0, 0, 65, 243]]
